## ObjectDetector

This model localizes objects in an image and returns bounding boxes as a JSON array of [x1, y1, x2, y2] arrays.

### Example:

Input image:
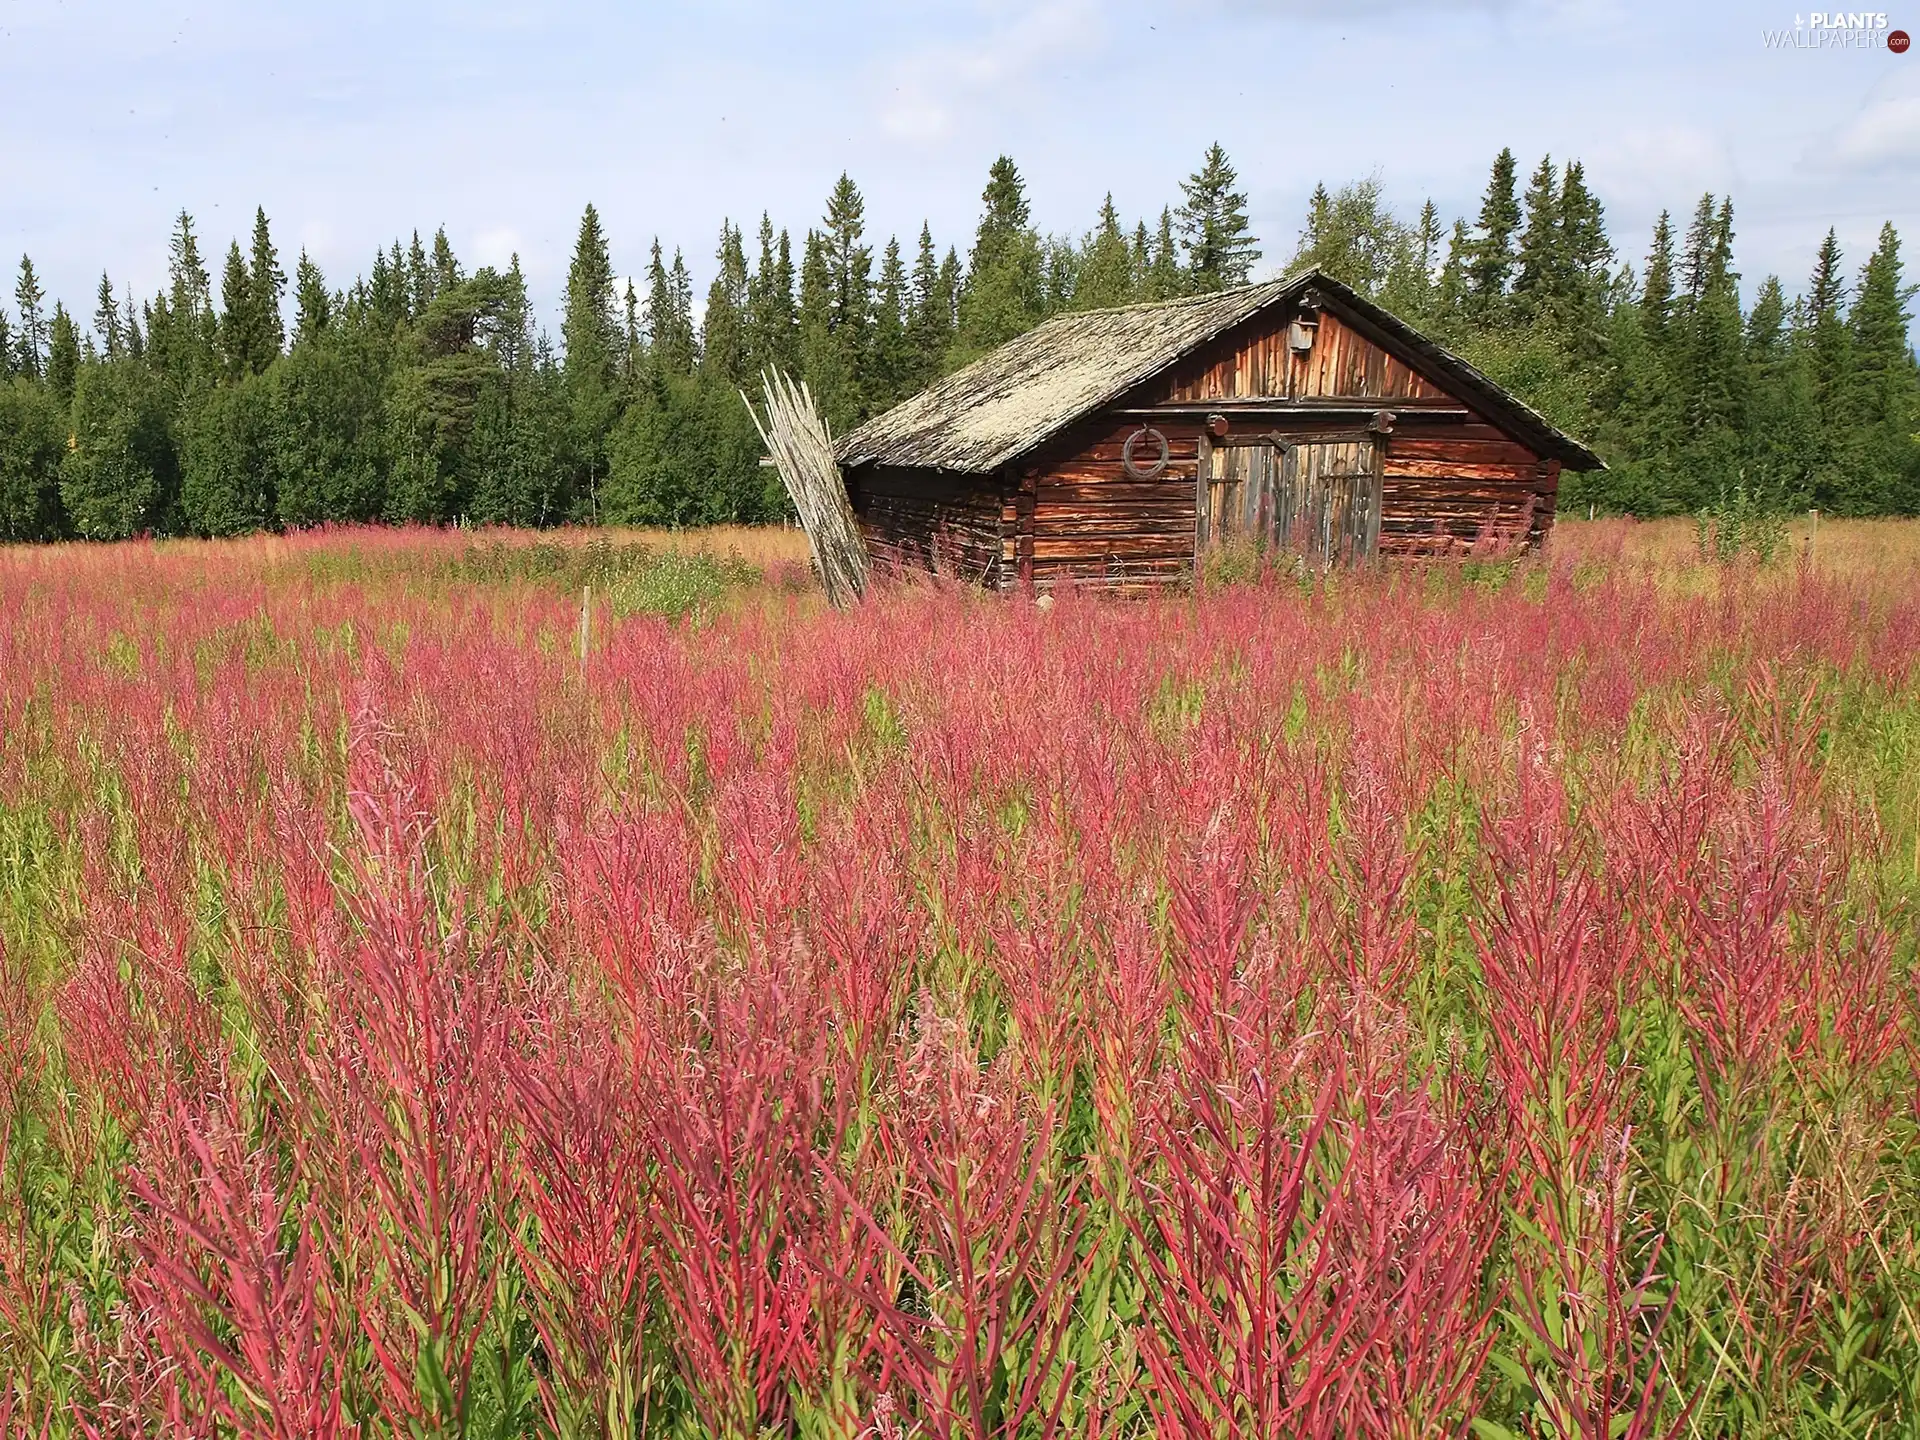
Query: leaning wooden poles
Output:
[[743, 370, 870, 609]]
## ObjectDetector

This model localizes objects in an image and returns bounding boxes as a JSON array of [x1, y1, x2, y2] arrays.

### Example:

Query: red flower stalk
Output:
[[1504, 1131, 1691, 1440], [303, 710, 510, 1436], [508, 1020, 656, 1439], [642, 945, 827, 1440], [1310, 1085, 1506, 1438], [124, 1085, 352, 1440], [1122, 840, 1363, 1439], [834, 1013, 1089, 1440], [1475, 748, 1625, 1210], [803, 806, 921, 1087]]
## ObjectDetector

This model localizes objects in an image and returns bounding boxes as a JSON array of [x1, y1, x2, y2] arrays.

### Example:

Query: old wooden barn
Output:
[[835, 268, 1603, 591]]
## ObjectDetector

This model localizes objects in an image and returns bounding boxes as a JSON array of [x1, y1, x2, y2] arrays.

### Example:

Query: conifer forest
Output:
[[2, 144, 1916, 544]]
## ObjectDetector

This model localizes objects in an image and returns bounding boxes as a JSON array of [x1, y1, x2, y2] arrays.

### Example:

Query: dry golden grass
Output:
[[599, 523, 812, 567], [1547, 515, 1920, 582], [7, 517, 1919, 591], [0, 523, 814, 579]]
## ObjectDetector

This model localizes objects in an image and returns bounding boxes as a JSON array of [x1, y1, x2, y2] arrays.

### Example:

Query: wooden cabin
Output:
[[835, 268, 1603, 592]]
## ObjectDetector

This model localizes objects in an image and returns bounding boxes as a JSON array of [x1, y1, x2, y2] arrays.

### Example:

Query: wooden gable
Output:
[[1154, 310, 1450, 405]]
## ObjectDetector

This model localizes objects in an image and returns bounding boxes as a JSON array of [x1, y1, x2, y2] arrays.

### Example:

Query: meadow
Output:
[[1, 519, 1918, 1438]]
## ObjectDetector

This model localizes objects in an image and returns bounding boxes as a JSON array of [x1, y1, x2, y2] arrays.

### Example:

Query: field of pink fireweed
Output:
[[1, 523, 1918, 1439]]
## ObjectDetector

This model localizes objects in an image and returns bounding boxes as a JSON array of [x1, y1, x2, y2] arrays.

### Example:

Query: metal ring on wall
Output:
[[1121, 426, 1170, 480]]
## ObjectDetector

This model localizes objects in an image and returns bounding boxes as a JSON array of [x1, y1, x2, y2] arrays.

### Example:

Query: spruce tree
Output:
[[1844, 223, 1920, 512], [622, 281, 643, 386], [0, 305, 14, 382], [497, 255, 534, 380], [644, 245, 670, 371], [293, 251, 331, 344], [95, 272, 124, 358], [431, 227, 460, 294], [1511, 156, 1562, 324], [906, 222, 949, 387], [248, 206, 286, 367], [1464, 148, 1520, 326], [746, 217, 798, 383], [702, 220, 750, 387], [1043, 239, 1080, 316], [1415, 200, 1444, 280], [121, 288, 144, 361], [1129, 222, 1152, 296], [869, 235, 913, 409], [1679, 194, 1719, 300], [1671, 196, 1745, 504], [149, 213, 216, 396], [561, 204, 621, 514], [1177, 143, 1260, 291], [168, 213, 215, 320], [46, 305, 80, 406], [1146, 208, 1182, 301], [407, 230, 433, 319], [822, 173, 874, 408], [1640, 211, 1676, 351], [1076, 195, 1135, 311], [1743, 274, 1818, 504], [368, 244, 409, 331], [1556, 162, 1611, 360], [669, 249, 696, 370], [218, 241, 255, 382], [562, 204, 620, 392], [644, 239, 695, 376], [1804, 228, 1851, 427], [957, 157, 1045, 357], [797, 229, 853, 426], [13, 257, 47, 379], [1381, 198, 1446, 324], [936, 247, 962, 339], [1436, 220, 1471, 326]]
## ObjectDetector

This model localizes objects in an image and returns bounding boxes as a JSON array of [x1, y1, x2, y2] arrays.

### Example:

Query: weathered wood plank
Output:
[[1386, 437, 1541, 466], [1382, 458, 1544, 483]]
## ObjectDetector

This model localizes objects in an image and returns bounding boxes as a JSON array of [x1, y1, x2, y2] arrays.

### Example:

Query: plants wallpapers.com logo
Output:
[[1763, 12, 1911, 47]]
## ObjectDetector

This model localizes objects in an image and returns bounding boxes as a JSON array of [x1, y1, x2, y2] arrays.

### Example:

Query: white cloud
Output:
[[472, 227, 526, 271], [1830, 85, 1920, 171], [1584, 125, 1738, 212], [877, 0, 1099, 143]]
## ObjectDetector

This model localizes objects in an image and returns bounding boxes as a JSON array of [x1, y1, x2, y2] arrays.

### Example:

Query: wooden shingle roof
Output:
[[836, 268, 1603, 474]]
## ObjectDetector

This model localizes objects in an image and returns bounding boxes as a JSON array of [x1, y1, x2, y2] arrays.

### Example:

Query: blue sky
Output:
[[3, 0, 1915, 335]]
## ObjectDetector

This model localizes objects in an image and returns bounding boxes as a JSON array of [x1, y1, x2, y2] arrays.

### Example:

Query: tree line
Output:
[[0, 147, 1256, 542], [1291, 153, 1919, 517], [0, 142, 1914, 542]]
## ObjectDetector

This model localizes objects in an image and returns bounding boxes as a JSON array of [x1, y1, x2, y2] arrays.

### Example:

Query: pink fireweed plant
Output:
[[0, 524, 1913, 1434]]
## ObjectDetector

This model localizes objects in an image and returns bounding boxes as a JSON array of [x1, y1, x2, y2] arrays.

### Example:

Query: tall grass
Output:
[[0, 524, 1916, 1436]]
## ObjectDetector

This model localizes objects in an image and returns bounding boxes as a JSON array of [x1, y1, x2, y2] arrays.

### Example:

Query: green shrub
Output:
[[1694, 481, 1788, 565]]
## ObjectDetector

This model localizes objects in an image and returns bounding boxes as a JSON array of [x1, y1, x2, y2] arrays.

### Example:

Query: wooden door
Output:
[[1198, 433, 1382, 567], [1274, 435, 1382, 568], [1200, 441, 1272, 548]]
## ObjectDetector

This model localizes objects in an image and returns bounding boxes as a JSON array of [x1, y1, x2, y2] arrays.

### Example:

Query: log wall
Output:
[[845, 465, 1006, 586], [1014, 418, 1204, 594], [1380, 420, 1558, 556]]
